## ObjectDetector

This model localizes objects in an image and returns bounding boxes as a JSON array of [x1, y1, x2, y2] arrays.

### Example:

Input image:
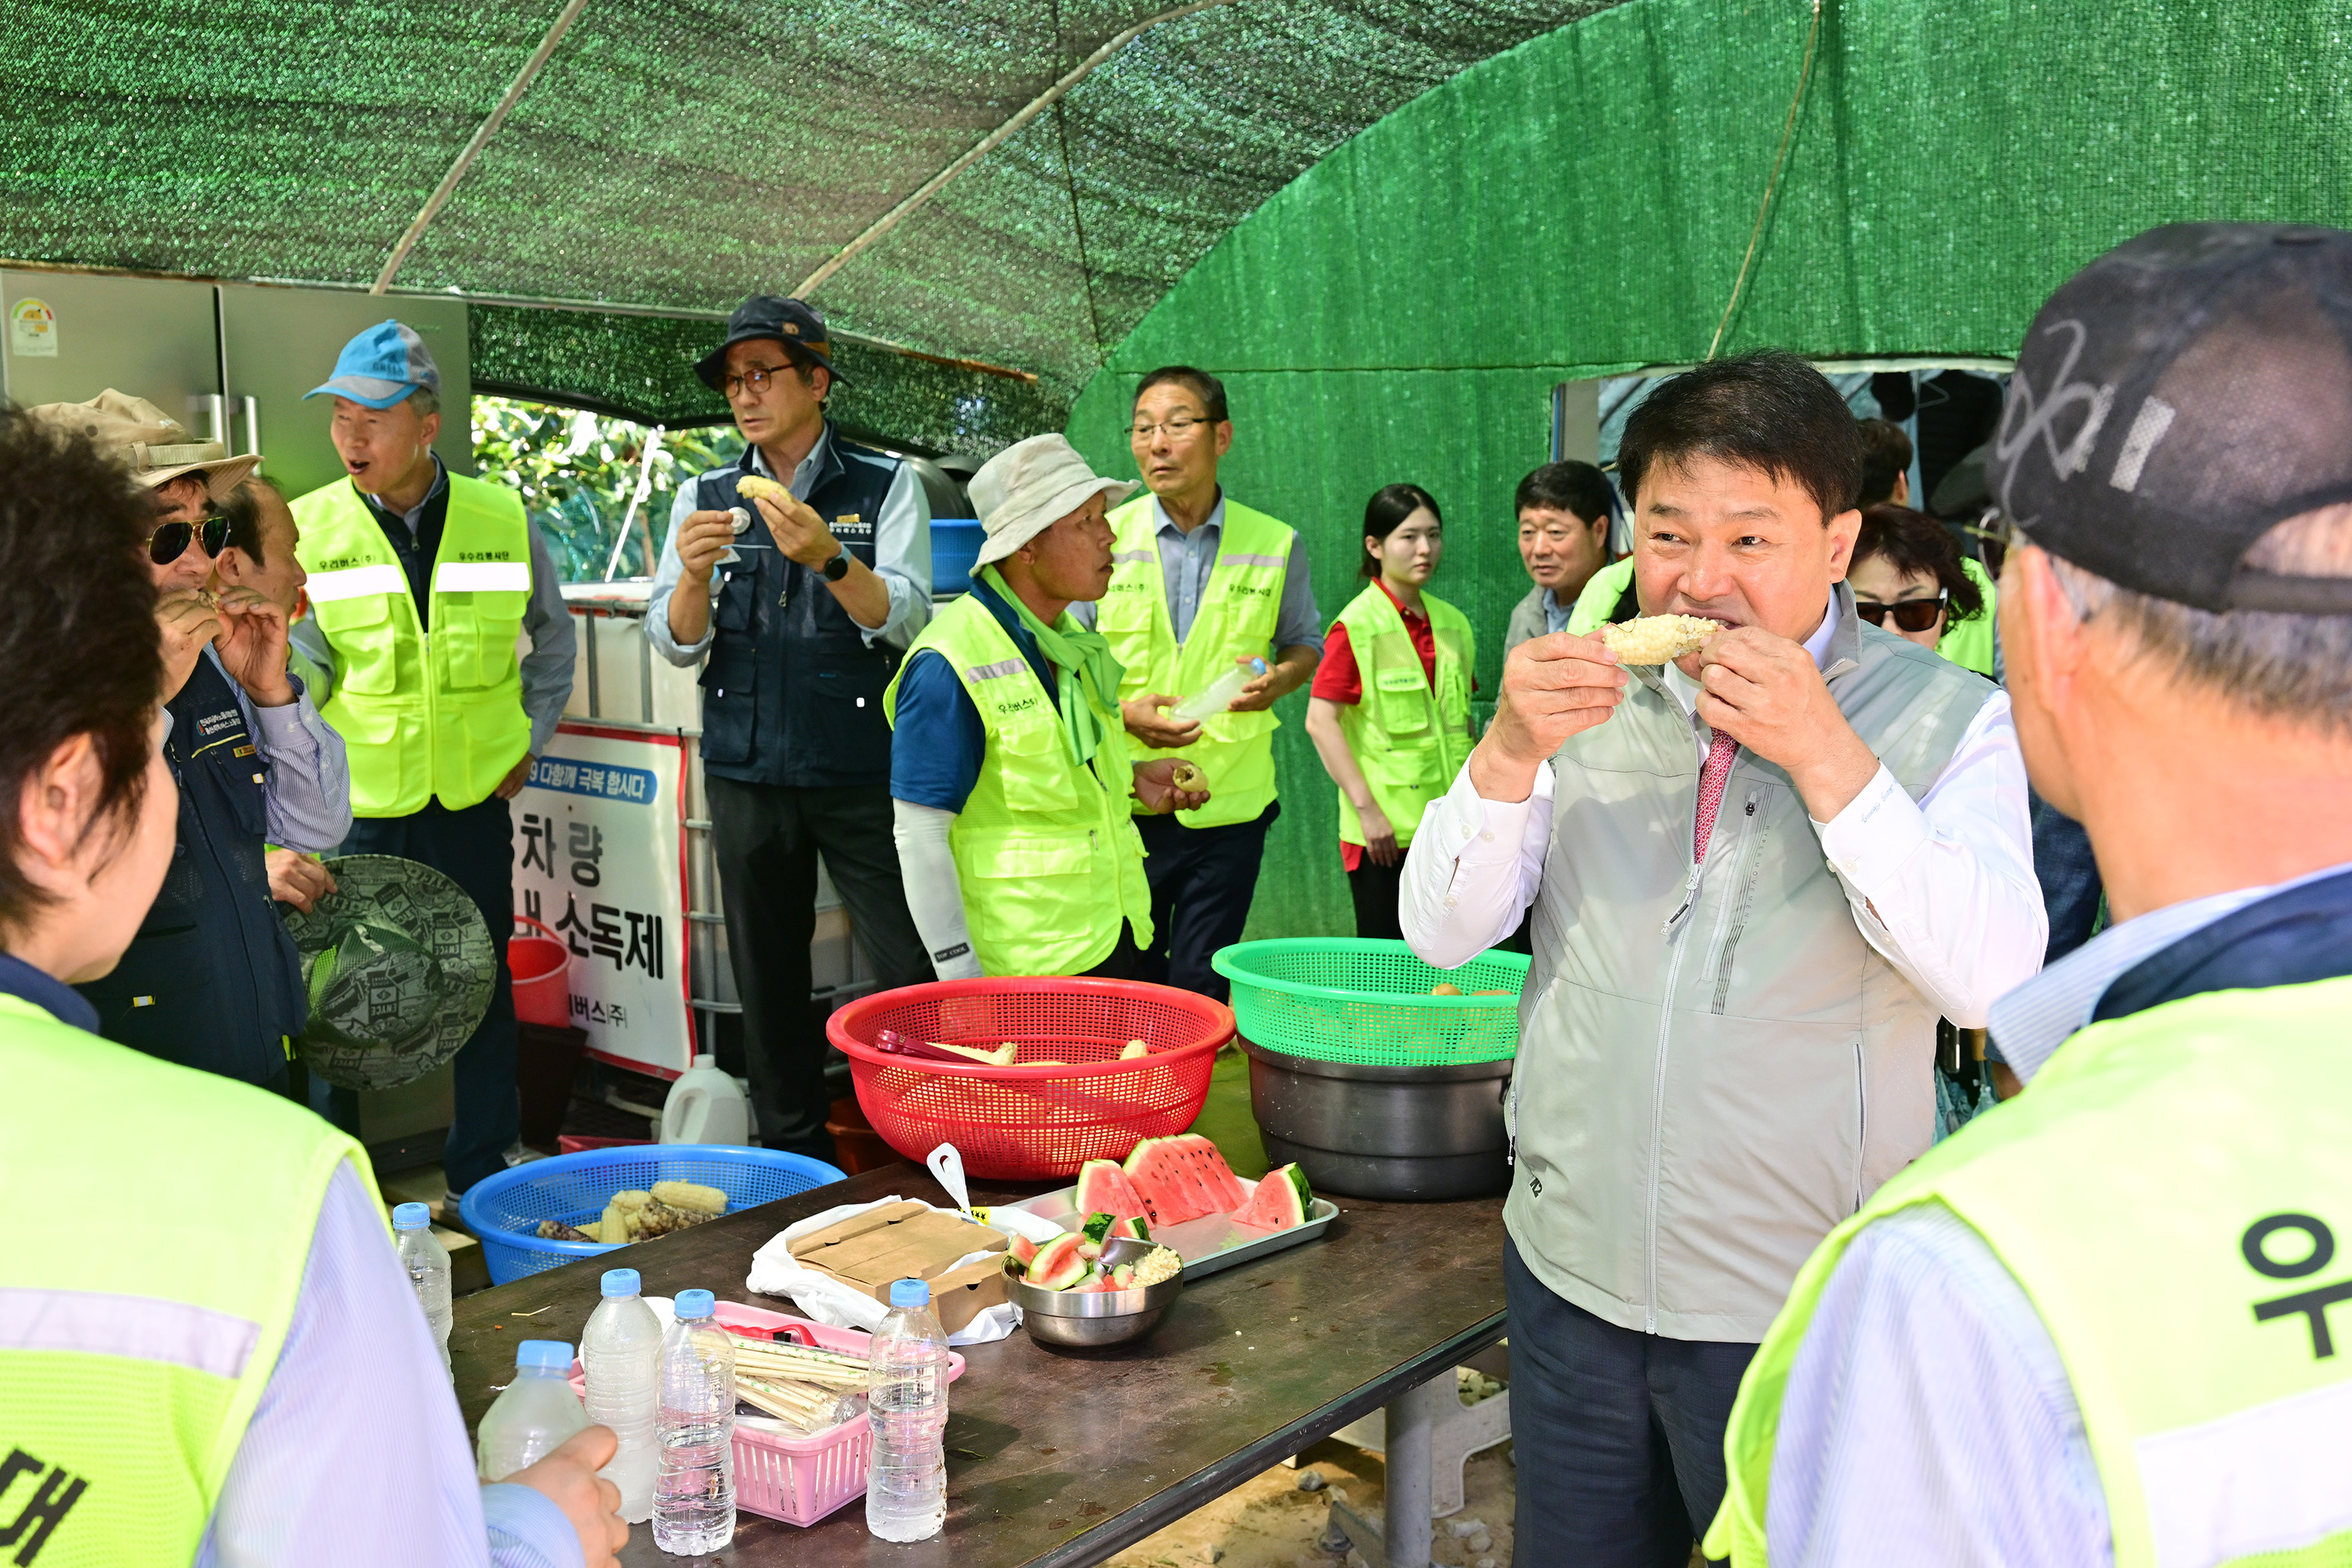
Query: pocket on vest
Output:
[[314, 593, 401, 695], [992, 720, 1081, 812], [84, 926, 218, 1065], [436, 592, 528, 691], [699, 642, 757, 764], [806, 654, 893, 758], [961, 832, 1099, 953]]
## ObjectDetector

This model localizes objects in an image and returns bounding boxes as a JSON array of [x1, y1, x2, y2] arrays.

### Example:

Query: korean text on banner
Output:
[[514, 723, 691, 1076]]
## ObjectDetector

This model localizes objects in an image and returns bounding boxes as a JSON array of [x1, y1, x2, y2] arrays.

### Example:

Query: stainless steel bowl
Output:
[[1243, 1034, 1512, 1200], [1005, 1236, 1183, 1348]]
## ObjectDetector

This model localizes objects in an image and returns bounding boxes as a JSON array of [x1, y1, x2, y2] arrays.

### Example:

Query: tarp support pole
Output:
[[370, 0, 595, 295], [793, 0, 1241, 298]]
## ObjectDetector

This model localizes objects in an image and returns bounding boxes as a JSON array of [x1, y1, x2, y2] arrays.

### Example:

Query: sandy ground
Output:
[[1101, 1437, 1517, 1568]]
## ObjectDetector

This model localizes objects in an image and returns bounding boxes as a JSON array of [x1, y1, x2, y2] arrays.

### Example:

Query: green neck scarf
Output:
[[980, 564, 1124, 770]]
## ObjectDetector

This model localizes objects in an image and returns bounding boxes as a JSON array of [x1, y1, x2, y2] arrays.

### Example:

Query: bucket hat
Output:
[[969, 434, 1137, 568], [25, 389, 259, 501], [285, 855, 495, 1090]]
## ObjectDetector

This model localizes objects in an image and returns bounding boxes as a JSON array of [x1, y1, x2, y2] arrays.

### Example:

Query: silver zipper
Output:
[[1643, 924, 1692, 1334]]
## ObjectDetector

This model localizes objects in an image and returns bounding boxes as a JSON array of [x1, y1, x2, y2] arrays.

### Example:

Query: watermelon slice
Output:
[[1029, 1232, 1091, 1289], [1004, 1233, 1040, 1277], [1080, 1211, 1149, 1256], [1230, 1163, 1312, 1232], [1075, 1158, 1150, 1224], [1175, 1134, 1250, 1211], [1124, 1137, 1218, 1225]]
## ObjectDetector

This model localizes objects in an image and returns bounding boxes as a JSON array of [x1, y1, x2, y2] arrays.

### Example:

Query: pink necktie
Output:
[[1693, 730, 1740, 862]]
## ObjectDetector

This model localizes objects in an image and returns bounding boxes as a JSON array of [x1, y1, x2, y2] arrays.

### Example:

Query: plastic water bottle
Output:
[[582, 1268, 662, 1523], [391, 1202, 452, 1379], [1169, 657, 1269, 724], [476, 1340, 590, 1481], [866, 1277, 950, 1542], [660, 1053, 752, 1145], [654, 1289, 737, 1554]]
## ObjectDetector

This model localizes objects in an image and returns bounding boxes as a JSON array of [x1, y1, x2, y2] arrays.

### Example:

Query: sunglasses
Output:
[[1854, 589, 1948, 633], [149, 514, 227, 565]]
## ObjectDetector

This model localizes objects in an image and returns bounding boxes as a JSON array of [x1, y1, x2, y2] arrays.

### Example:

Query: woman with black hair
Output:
[[1847, 503, 1998, 675], [1304, 484, 1475, 938]]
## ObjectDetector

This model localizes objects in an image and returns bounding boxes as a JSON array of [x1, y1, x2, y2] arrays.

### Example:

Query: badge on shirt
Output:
[[833, 513, 873, 538]]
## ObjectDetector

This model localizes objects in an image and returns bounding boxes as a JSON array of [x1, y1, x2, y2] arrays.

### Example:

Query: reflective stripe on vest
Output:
[[1096, 495, 1292, 829], [1330, 584, 1474, 850], [0, 993, 368, 1565], [290, 475, 532, 815], [1708, 975, 2352, 1567], [884, 596, 1153, 976]]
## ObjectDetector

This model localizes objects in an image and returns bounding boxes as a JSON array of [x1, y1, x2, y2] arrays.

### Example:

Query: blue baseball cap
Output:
[[306, 319, 441, 408]]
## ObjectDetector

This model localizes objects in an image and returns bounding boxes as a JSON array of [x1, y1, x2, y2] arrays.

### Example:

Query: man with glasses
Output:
[[289, 321, 575, 1196], [648, 295, 934, 1160], [1071, 366, 1320, 1001], [27, 390, 350, 1092]]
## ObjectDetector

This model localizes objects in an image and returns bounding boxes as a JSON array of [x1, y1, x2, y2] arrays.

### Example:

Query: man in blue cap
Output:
[[647, 295, 935, 1159], [289, 320, 575, 1198]]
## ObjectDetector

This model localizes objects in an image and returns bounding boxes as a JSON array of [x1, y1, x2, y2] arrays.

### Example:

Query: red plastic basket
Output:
[[827, 978, 1232, 1179]]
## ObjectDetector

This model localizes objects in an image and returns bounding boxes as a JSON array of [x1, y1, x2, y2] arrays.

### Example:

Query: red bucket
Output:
[[510, 916, 573, 1028], [826, 978, 1232, 1180]]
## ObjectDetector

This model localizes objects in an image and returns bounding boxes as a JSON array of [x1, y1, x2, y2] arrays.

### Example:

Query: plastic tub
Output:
[[1211, 938, 1526, 1068], [510, 916, 573, 1028], [827, 978, 1232, 1179], [565, 1300, 965, 1526], [459, 1145, 846, 1284], [930, 518, 983, 593]]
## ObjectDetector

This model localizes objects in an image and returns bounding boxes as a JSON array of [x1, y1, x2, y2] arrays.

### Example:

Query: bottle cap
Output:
[[391, 1202, 430, 1230], [693, 1052, 717, 1069], [888, 1277, 931, 1308], [1248, 657, 1268, 675], [600, 1269, 641, 1298], [674, 1289, 717, 1318], [516, 1339, 574, 1371]]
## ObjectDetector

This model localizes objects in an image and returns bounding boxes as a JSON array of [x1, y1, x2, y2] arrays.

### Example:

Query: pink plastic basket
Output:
[[568, 1298, 966, 1527]]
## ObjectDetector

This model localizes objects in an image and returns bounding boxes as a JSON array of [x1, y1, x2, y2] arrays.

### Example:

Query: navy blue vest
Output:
[[2092, 869, 2352, 1022], [75, 653, 307, 1083], [695, 430, 902, 787]]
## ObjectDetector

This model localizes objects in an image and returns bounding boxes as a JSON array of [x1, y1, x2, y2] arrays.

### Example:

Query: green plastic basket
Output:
[[1210, 938, 1527, 1067]]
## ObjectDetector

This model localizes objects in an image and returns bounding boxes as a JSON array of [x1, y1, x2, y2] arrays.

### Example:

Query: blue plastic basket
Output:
[[459, 1145, 847, 1285], [930, 519, 983, 593]]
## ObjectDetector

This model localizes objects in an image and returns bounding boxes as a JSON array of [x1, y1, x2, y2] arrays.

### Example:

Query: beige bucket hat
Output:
[[26, 389, 260, 501], [969, 434, 1137, 568]]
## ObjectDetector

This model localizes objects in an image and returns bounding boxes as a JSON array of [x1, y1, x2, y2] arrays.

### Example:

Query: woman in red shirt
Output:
[[1304, 484, 1476, 939]]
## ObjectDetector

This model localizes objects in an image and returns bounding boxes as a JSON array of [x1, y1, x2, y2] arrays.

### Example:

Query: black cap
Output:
[[694, 295, 844, 390], [1987, 222, 2352, 614]]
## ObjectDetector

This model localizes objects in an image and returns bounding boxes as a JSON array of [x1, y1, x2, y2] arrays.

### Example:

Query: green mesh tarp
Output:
[[1066, 0, 2352, 940], [3, 0, 1617, 420]]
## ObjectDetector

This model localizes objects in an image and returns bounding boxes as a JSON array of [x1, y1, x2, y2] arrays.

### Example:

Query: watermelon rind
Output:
[[1009, 1234, 1040, 1265], [1030, 1232, 1091, 1289], [1230, 1163, 1312, 1232]]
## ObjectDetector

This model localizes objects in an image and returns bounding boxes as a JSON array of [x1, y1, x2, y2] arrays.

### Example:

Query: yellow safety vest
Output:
[[1096, 495, 1293, 829], [1330, 583, 1474, 849], [291, 474, 534, 815], [884, 595, 1155, 976], [0, 993, 370, 1566], [1708, 975, 2352, 1567], [1935, 557, 1999, 677]]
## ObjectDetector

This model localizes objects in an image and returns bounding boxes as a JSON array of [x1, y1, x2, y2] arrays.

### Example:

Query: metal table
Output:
[[452, 1163, 1506, 1568]]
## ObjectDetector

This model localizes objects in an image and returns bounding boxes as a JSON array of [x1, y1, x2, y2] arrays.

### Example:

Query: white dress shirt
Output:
[[1403, 605, 2046, 1027]]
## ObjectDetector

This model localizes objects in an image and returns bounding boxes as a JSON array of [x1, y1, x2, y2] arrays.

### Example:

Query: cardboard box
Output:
[[791, 1203, 1008, 1334]]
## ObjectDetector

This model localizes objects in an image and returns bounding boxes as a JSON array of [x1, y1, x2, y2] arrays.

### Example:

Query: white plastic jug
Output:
[[660, 1054, 752, 1145]]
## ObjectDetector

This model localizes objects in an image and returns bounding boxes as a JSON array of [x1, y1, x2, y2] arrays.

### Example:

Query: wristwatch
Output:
[[821, 546, 851, 583]]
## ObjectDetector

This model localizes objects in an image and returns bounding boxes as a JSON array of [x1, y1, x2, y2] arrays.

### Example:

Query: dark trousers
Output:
[[1504, 1236, 1757, 1568], [1083, 922, 1145, 981], [707, 779, 930, 1159], [1346, 857, 1404, 941], [339, 797, 518, 1194], [1134, 803, 1279, 1002]]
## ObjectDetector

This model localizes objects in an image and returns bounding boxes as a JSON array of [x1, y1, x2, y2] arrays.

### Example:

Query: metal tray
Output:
[[1000, 1174, 1338, 1281]]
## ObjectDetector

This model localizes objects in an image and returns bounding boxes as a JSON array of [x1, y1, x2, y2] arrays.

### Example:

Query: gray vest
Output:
[[1510, 588, 1994, 1341], [1503, 585, 1551, 656]]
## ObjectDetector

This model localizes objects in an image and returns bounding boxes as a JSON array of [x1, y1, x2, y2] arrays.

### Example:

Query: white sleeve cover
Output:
[[892, 800, 984, 979]]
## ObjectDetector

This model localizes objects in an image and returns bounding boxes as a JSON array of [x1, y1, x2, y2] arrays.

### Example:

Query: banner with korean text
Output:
[[514, 721, 694, 1078]]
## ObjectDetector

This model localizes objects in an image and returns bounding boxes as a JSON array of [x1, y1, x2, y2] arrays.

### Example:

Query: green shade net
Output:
[[1066, 0, 2352, 940], [2, 0, 1621, 423]]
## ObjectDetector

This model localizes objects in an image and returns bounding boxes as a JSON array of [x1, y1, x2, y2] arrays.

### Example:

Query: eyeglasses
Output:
[[1853, 589, 1948, 633], [148, 514, 227, 565], [723, 365, 803, 398], [1126, 416, 1216, 441]]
